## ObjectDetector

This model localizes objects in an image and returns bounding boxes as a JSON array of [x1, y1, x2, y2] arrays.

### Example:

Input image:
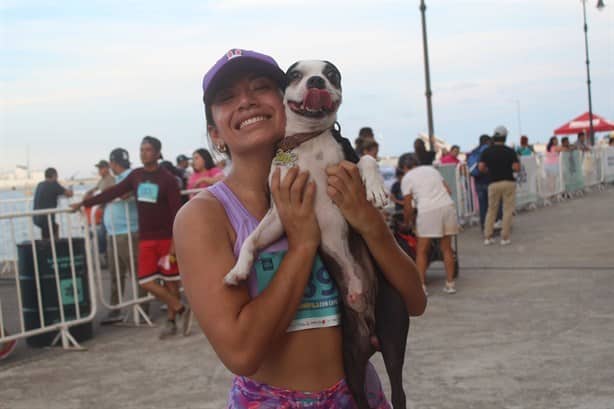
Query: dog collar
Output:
[[276, 128, 331, 152]]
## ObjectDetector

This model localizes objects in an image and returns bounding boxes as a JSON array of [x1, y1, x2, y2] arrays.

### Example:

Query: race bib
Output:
[[137, 181, 159, 203], [255, 251, 340, 332]]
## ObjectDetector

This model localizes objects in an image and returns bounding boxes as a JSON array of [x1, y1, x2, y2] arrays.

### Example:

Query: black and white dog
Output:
[[224, 60, 409, 409]]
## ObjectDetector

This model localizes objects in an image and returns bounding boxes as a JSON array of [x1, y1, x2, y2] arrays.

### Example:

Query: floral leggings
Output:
[[227, 362, 391, 409]]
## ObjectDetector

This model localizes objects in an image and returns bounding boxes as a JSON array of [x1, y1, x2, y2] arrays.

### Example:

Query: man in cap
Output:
[[85, 160, 115, 198], [84, 159, 116, 266], [72, 136, 189, 338], [100, 148, 146, 324], [479, 125, 520, 246]]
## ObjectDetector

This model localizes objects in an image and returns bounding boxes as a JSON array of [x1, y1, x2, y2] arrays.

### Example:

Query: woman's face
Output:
[[208, 72, 285, 156], [451, 147, 459, 157], [192, 152, 204, 172], [551, 138, 558, 146]]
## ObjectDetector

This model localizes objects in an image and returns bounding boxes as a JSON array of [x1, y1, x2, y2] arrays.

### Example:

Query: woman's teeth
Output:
[[239, 116, 267, 129]]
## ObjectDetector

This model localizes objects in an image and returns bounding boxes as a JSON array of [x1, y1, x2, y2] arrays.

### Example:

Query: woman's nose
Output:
[[237, 88, 257, 109]]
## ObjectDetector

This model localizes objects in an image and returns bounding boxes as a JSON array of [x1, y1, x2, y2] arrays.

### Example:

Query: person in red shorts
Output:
[[72, 136, 190, 339]]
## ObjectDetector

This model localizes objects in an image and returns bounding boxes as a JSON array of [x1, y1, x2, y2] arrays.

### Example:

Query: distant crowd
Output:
[[29, 125, 614, 328]]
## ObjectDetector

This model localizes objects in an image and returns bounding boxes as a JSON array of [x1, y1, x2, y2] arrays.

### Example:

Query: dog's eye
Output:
[[287, 71, 302, 82], [325, 70, 340, 86]]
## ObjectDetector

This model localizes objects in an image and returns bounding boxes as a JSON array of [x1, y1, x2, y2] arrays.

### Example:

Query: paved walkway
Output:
[[1, 188, 613, 409]]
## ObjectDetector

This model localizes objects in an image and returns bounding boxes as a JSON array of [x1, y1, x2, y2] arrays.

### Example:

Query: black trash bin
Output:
[[18, 238, 93, 347]]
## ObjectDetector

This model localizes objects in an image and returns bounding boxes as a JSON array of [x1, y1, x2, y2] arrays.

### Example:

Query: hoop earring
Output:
[[217, 144, 227, 153]]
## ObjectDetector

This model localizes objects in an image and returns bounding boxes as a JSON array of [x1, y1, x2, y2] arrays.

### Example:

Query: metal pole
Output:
[[420, 0, 436, 152], [582, 0, 596, 145]]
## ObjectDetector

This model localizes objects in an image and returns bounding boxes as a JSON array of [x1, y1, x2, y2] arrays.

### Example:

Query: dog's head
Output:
[[284, 60, 342, 132]]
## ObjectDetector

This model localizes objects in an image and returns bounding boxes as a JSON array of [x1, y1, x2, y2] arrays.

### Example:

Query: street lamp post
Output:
[[581, 0, 606, 145], [419, 0, 435, 153]]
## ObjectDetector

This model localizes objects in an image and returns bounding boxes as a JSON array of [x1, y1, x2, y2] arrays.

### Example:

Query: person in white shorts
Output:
[[399, 153, 459, 295]]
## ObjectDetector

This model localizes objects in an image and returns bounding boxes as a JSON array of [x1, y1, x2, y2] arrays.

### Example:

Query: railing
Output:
[[0, 207, 97, 350], [434, 146, 613, 225]]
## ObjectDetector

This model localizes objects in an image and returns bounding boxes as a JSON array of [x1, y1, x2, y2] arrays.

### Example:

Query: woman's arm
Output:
[[326, 161, 427, 316], [173, 167, 320, 375]]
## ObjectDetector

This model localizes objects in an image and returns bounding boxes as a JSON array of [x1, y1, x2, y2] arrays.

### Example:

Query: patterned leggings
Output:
[[227, 362, 391, 409]]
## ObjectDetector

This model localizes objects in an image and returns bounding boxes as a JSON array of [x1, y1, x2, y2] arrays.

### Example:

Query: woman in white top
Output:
[[399, 153, 459, 295]]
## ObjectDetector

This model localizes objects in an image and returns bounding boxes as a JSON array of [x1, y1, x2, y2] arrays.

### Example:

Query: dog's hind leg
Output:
[[376, 273, 409, 409], [341, 306, 374, 409], [224, 205, 284, 285]]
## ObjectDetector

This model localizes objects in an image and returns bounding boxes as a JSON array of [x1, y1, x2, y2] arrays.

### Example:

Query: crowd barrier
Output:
[[0, 207, 97, 350], [435, 146, 613, 225], [89, 202, 154, 327], [0, 188, 202, 354]]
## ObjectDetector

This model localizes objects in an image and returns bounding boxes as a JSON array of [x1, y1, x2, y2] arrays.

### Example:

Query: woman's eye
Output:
[[214, 90, 234, 103], [252, 78, 273, 91]]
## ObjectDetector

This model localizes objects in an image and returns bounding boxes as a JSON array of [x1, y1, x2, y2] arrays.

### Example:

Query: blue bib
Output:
[[137, 181, 159, 203], [254, 251, 341, 332]]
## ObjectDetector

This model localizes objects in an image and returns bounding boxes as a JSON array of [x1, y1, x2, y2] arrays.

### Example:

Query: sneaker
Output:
[[159, 319, 177, 340], [178, 305, 193, 336], [443, 282, 457, 294], [500, 239, 512, 246], [493, 220, 502, 230], [484, 238, 496, 246]]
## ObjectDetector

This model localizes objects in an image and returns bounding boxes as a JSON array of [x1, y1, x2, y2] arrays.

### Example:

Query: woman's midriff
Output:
[[249, 326, 344, 392]]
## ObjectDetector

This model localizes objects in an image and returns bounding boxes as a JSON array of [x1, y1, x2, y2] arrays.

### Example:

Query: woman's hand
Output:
[[271, 166, 320, 251], [325, 161, 376, 235]]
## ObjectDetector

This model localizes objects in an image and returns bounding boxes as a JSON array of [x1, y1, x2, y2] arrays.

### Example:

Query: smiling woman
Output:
[[173, 48, 424, 409]]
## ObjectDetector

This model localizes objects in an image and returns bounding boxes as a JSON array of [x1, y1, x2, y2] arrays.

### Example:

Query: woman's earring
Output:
[[217, 144, 227, 153]]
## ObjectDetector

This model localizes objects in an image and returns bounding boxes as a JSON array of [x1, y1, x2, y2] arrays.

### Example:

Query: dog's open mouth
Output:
[[288, 89, 338, 118]]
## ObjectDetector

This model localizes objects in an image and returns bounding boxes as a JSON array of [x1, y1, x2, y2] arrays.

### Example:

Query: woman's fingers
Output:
[[301, 181, 317, 212], [290, 170, 310, 207], [279, 166, 299, 205], [271, 167, 281, 203]]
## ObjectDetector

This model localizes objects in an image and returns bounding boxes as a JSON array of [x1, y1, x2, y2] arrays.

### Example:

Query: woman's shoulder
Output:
[[174, 189, 228, 236]]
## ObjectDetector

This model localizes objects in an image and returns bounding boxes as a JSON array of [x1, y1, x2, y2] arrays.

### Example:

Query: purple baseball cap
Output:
[[202, 48, 285, 104]]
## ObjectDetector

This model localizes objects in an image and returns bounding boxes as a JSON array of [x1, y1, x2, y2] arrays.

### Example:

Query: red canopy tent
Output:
[[553, 112, 614, 135]]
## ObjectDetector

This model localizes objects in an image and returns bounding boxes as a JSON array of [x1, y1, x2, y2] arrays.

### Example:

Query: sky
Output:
[[1, 0, 613, 179]]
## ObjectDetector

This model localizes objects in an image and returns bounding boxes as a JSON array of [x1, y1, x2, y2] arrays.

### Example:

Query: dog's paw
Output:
[[347, 292, 367, 313], [357, 156, 389, 208], [346, 276, 367, 312], [224, 265, 249, 286]]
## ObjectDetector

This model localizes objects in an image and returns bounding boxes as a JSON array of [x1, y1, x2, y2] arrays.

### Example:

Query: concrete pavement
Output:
[[1, 188, 613, 409]]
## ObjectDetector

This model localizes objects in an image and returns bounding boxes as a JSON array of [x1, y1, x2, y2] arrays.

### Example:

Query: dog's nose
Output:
[[306, 76, 326, 89]]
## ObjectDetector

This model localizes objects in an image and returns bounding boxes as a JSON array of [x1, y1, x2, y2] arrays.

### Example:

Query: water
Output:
[[0, 186, 93, 264]]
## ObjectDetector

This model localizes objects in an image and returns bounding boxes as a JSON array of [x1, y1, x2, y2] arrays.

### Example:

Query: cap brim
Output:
[[204, 57, 285, 105]]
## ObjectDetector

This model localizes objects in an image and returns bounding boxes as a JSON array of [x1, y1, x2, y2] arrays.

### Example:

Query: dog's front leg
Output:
[[320, 234, 366, 312], [224, 205, 284, 285], [357, 156, 388, 208]]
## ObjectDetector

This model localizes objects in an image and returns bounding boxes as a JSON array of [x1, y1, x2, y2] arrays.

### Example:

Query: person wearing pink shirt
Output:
[[440, 145, 460, 165], [187, 148, 224, 197]]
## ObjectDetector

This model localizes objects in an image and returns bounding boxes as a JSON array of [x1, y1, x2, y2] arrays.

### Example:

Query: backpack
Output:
[[467, 144, 488, 178]]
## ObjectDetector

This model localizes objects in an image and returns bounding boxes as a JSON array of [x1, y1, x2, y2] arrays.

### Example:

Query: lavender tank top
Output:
[[208, 181, 340, 332]]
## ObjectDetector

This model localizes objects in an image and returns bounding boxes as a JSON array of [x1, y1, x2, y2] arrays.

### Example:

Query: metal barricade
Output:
[[515, 156, 539, 210], [536, 152, 564, 205], [89, 202, 154, 327], [0, 208, 97, 350], [600, 146, 614, 184]]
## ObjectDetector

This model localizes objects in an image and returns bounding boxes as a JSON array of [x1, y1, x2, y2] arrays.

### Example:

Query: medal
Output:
[[272, 149, 298, 167]]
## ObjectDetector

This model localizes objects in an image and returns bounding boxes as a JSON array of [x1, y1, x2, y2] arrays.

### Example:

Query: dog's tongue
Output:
[[304, 89, 333, 111]]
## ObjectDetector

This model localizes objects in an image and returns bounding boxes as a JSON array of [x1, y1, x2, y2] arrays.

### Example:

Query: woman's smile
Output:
[[237, 115, 271, 130]]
